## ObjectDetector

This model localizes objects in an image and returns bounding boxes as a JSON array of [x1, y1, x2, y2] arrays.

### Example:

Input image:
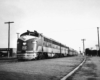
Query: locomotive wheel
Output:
[[38, 53, 45, 59], [44, 53, 48, 59]]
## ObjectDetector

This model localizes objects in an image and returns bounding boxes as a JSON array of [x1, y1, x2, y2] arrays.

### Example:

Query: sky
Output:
[[0, 0, 100, 52]]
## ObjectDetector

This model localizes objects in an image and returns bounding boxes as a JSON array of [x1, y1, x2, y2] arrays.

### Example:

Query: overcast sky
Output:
[[0, 0, 100, 51]]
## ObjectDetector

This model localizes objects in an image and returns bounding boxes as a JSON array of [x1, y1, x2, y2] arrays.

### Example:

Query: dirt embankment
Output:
[[69, 57, 100, 80]]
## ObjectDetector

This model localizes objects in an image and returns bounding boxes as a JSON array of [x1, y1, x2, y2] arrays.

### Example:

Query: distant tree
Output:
[[91, 50, 97, 56], [85, 48, 99, 56], [85, 48, 91, 56], [98, 50, 100, 56]]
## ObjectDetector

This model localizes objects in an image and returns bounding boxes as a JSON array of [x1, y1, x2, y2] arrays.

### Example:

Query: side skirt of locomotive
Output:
[[17, 52, 66, 60]]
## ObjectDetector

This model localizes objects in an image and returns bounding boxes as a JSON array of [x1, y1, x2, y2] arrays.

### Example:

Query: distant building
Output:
[[0, 48, 17, 57]]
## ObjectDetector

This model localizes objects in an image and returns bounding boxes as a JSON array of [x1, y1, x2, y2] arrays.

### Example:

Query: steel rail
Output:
[[61, 56, 86, 80]]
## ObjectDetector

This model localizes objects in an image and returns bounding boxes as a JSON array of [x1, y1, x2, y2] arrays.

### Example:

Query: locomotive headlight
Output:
[[23, 42, 26, 45]]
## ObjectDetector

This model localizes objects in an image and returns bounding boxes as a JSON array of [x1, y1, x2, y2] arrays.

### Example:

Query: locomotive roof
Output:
[[20, 30, 39, 37], [43, 36, 68, 48], [20, 30, 69, 48]]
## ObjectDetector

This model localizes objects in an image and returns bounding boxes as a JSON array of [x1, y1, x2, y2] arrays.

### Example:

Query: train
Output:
[[17, 30, 78, 60]]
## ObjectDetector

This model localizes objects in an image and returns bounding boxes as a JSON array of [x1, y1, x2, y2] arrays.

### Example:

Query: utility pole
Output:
[[5, 21, 14, 58], [97, 27, 100, 50], [16, 33, 20, 39], [95, 44, 98, 56], [79, 47, 81, 54], [81, 39, 86, 56]]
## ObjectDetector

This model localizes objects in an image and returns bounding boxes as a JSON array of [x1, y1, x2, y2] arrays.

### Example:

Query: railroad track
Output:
[[61, 56, 86, 80]]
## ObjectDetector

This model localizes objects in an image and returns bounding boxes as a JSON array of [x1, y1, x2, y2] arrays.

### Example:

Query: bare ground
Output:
[[0, 55, 84, 80]]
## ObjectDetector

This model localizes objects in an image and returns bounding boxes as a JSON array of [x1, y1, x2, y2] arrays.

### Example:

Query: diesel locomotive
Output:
[[17, 30, 78, 60]]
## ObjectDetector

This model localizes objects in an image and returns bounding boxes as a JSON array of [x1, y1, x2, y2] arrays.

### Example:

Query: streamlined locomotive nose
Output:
[[17, 37, 38, 60]]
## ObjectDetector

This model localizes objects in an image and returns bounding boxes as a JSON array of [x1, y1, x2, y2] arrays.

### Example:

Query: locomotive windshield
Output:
[[20, 30, 39, 37]]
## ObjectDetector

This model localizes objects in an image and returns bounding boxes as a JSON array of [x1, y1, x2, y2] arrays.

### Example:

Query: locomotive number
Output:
[[22, 46, 27, 50]]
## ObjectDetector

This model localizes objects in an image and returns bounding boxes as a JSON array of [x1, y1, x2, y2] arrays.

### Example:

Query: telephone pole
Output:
[[79, 47, 81, 54], [16, 33, 20, 39], [5, 21, 14, 58], [81, 39, 86, 55], [95, 44, 98, 56], [97, 27, 100, 50]]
